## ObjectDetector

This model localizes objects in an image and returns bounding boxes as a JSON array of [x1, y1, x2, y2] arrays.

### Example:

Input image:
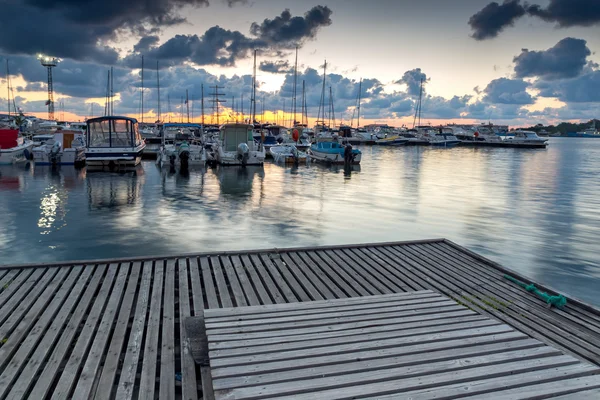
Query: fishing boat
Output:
[[85, 116, 146, 168], [503, 130, 548, 148], [156, 123, 206, 168], [309, 141, 361, 164], [32, 131, 86, 166], [216, 123, 265, 166], [269, 144, 307, 164], [0, 128, 34, 164]]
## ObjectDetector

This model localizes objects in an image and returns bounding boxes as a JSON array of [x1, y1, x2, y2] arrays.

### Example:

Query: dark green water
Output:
[[1, 138, 599, 306]]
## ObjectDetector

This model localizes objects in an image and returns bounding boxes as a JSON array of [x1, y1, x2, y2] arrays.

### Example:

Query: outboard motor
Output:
[[49, 141, 61, 165], [179, 141, 191, 169], [276, 137, 284, 144], [237, 142, 250, 167], [344, 143, 354, 165], [291, 146, 299, 164], [169, 154, 176, 167]]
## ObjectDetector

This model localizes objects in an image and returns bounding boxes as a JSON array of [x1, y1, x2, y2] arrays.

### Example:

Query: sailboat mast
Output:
[[141, 55, 144, 123], [418, 77, 423, 127], [156, 60, 161, 122], [186, 89, 190, 123], [292, 46, 298, 127], [167, 94, 171, 122], [180, 96, 184, 123], [357, 78, 362, 128], [252, 49, 257, 124], [201, 84, 205, 127], [110, 66, 114, 116], [302, 80, 307, 125], [317, 60, 327, 129], [105, 70, 109, 116], [5, 60, 10, 116], [241, 93, 244, 123]]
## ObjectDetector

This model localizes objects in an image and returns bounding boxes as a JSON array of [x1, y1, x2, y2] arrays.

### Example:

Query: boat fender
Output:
[[23, 149, 32, 161]]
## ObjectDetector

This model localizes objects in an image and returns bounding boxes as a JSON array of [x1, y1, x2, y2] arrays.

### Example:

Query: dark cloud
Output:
[[482, 78, 534, 104], [526, 0, 600, 28], [536, 70, 600, 102], [225, 0, 248, 6], [259, 60, 292, 74], [469, 0, 600, 40], [134, 36, 161, 53], [514, 38, 591, 80], [468, 0, 526, 40], [250, 6, 332, 48], [395, 68, 428, 96]]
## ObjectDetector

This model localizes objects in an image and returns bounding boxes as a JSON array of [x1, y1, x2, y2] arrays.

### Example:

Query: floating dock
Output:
[[0, 239, 599, 399]]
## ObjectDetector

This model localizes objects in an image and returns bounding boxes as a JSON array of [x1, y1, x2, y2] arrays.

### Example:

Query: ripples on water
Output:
[[1, 138, 599, 306]]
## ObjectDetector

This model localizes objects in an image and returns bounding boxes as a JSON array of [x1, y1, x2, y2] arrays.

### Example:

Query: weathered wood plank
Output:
[[310, 250, 373, 296], [229, 255, 260, 306], [249, 254, 286, 304], [0, 269, 34, 311], [326, 249, 395, 294], [94, 262, 142, 400], [52, 264, 117, 399], [210, 256, 233, 308], [270, 256, 314, 301], [139, 261, 164, 400], [158, 259, 176, 400], [178, 258, 199, 400], [281, 252, 336, 299], [200, 257, 219, 309], [240, 255, 272, 305], [258, 254, 298, 303], [189, 257, 205, 313], [220, 256, 247, 307], [71, 263, 130, 400], [115, 261, 152, 400], [0, 268, 49, 333], [298, 251, 359, 297], [201, 366, 215, 400]]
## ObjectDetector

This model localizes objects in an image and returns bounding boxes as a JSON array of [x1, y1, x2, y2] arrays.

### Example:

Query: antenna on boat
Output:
[[140, 55, 144, 123], [157, 60, 161, 122]]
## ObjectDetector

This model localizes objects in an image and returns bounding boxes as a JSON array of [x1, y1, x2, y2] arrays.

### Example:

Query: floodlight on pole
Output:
[[38, 54, 60, 120]]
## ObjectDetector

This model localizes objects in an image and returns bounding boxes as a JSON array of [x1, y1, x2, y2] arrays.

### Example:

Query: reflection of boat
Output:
[[156, 123, 206, 169], [309, 142, 361, 164], [0, 128, 34, 165], [216, 123, 265, 166], [32, 131, 86, 166], [216, 165, 264, 197], [86, 166, 145, 209], [503, 130, 548, 148], [85, 116, 146, 168], [269, 144, 307, 164]]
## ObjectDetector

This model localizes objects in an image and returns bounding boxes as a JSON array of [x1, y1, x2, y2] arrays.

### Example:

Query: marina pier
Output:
[[1, 239, 599, 399]]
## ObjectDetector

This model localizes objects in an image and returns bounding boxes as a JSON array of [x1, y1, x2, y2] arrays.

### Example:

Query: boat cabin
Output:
[[86, 116, 143, 149], [161, 123, 202, 140], [220, 123, 254, 152]]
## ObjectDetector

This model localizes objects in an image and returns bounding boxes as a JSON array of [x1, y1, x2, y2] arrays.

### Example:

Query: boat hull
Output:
[[33, 147, 86, 166], [85, 144, 146, 167], [376, 138, 409, 146], [217, 149, 265, 166], [0, 142, 34, 165], [156, 145, 206, 168], [309, 149, 362, 164]]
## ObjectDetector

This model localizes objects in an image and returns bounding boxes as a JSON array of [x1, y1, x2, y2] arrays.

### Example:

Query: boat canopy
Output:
[[220, 123, 253, 152], [86, 116, 141, 148]]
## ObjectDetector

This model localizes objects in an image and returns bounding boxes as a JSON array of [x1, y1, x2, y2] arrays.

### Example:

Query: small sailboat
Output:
[[0, 127, 34, 164], [269, 144, 307, 164], [309, 141, 361, 164], [216, 123, 266, 166], [156, 123, 206, 168], [32, 131, 86, 166], [85, 116, 146, 168]]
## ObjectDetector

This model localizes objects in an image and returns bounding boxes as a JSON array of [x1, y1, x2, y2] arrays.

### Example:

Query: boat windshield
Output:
[[88, 118, 136, 147], [222, 126, 251, 152]]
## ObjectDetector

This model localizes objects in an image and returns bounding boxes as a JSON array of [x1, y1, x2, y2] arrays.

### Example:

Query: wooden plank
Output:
[[209, 314, 488, 350], [115, 261, 152, 399], [206, 292, 443, 323], [0, 269, 34, 309], [298, 251, 359, 298], [210, 256, 232, 308], [207, 309, 477, 343], [548, 388, 600, 400], [204, 291, 436, 318], [200, 257, 219, 309], [249, 254, 286, 304], [271, 257, 314, 302], [178, 258, 199, 400], [189, 257, 205, 313], [0, 269, 19, 298], [258, 255, 298, 303], [282, 252, 337, 299], [230, 355, 581, 400], [205, 298, 456, 329], [94, 262, 142, 400], [0, 266, 66, 373], [326, 249, 396, 294], [52, 264, 117, 399], [0, 268, 48, 330], [27, 264, 107, 400], [360, 247, 428, 292], [340, 248, 410, 292], [159, 259, 176, 400], [240, 255, 272, 305], [71, 263, 130, 399], [229, 255, 260, 306], [310, 250, 373, 296], [374, 363, 600, 399], [220, 256, 247, 307], [201, 366, 215, 400], [209, 324, 516, 368], [210, 331, 527, 378], [0, 266, 83, 398], [212, 338, 544, 389], [139, 261, 164, 400], [214, 347, 566, 398], [206, 302, 460, 336]]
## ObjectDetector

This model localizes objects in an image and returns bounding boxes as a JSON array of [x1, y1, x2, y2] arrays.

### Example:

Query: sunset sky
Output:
[[1, 0, 599, 127]]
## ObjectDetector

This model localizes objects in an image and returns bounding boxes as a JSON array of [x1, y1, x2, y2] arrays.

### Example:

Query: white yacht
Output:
[[85, 116, 146, 168], [503, 130, 548, 148], [0, 127, 34, 164], [156, 123, 205, 168], [216, 123, 265, 166], [32, 131, 86, 166]]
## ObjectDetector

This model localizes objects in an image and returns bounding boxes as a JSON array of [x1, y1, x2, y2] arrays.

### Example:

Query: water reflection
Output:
[[0, 139, 599, 306]]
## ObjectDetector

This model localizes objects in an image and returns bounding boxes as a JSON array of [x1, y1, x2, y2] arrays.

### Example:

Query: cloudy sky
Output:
[[1, 0, 599, 127]]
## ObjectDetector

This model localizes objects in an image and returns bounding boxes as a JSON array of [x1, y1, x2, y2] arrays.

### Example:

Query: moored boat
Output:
[[503, 130, 548, 148], [156, 123, 206, 168], [32, 131, 86, 166], [0, 128, 34, 165], [269, 144, 307, 164], [309, 141, 361, 164], [216, 123, 266, 166], [375, 136, 409, 146], [85, 116, 145, 168]]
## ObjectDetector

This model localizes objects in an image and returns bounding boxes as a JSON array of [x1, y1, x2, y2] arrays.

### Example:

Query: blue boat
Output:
[[309, 141, 362, 164]]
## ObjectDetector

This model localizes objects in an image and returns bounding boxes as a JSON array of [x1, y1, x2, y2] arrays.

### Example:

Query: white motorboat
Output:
[[375, 136, 409, 146], [0, 128, 34, 165], [85, 116, 146, 168], [32, 131, 86, 166], [156, 124, 206, 168], [503, 130, 548, 148], [269, 144, 307, 163], [216, 123, 265, 166]]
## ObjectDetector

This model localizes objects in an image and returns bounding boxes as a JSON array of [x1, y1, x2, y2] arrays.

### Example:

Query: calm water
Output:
[[1, 138, 599, 306]]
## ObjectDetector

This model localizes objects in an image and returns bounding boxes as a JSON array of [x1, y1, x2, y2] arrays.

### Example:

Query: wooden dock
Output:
[[0, 239, 599, 399]]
